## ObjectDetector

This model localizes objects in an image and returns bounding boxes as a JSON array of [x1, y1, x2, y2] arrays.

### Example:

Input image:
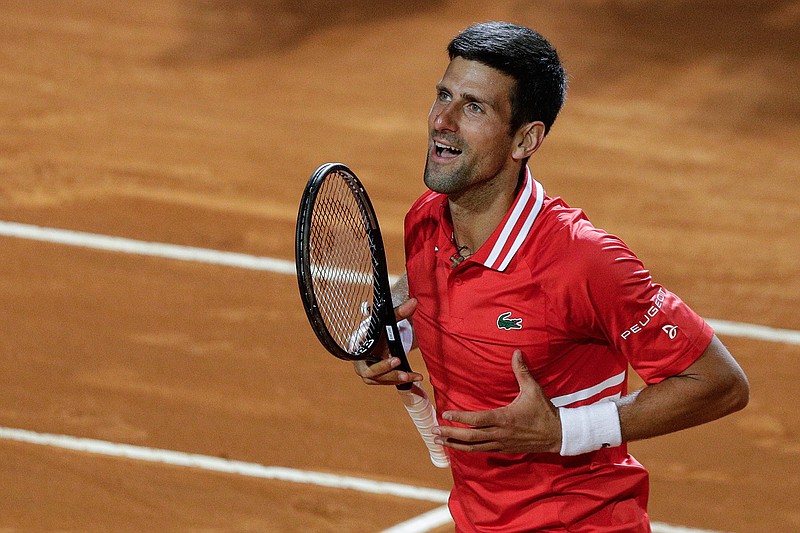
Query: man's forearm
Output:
[[615, 335, 749, 443]]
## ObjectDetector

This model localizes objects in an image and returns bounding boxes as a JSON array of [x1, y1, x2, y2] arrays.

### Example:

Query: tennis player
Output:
[[354, 22, 749, 532]]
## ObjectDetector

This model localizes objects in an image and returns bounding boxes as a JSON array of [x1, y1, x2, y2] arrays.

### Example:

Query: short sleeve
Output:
[[565, 224, 713, 384]]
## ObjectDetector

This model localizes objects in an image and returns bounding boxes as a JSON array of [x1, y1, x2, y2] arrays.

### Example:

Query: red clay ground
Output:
[[1, 1, 799, 531]]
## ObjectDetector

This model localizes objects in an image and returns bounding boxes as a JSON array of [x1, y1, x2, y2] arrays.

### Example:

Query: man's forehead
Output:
[[439, 57, 514, 104]]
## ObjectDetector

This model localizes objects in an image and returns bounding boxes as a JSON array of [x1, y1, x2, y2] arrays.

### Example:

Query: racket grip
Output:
[[397, 384, 450, 468]]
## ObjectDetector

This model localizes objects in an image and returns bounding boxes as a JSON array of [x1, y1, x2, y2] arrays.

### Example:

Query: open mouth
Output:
[[434, 141, 462, 159]]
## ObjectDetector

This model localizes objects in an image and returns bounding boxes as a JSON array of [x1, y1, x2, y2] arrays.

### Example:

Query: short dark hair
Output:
[[447, 22, 567, 135]]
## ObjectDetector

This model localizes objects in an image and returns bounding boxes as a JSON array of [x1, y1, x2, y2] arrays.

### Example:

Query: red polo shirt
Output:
[[404, 168, 713, 532]]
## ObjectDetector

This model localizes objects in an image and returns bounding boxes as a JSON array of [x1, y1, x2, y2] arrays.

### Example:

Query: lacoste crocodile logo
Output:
[[497, 311, 523, 330]]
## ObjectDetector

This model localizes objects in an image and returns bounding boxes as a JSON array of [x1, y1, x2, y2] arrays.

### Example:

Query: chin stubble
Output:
[[423, 157, 468, 195]]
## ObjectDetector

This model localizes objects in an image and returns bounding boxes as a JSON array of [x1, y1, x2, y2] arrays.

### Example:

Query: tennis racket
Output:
[[295, 162, 449, 468]]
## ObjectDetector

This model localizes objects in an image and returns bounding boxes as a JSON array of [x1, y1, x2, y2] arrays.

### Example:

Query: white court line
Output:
[[0, 427, 448, 504], [0, 220, 401, 284], [0, 426, 726, 533], [0, 220, 297, 275], [0, 220, 795, 345], [380, 505, 453, 533], [652, 524, 731, 533], [705, 318, 800, 346]]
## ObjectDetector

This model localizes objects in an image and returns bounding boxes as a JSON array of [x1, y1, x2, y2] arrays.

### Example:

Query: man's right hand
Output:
[[353, 298, 423, 386]]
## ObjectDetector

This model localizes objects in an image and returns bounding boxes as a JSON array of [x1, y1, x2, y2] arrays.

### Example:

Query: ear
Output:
[[511, 121, 546, 162]]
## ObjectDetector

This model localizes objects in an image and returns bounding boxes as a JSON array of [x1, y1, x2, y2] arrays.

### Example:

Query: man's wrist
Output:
[[558, 401, 622, 456]]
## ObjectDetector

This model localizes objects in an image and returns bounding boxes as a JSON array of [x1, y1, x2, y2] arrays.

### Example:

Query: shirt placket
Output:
[[446, 265, 467, 332], [433, 225, 467, 333]]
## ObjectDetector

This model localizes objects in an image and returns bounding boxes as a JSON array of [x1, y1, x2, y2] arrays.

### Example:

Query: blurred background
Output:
[[1, 1, 798, 531]]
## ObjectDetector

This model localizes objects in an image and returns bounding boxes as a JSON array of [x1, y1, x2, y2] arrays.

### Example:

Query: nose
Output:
[[431, 102, 457, 133]]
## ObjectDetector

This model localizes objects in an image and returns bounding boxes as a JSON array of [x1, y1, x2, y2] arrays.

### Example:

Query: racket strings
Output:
[[308, 173, 379, 352]]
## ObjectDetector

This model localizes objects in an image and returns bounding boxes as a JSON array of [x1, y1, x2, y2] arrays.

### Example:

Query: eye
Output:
[[437, 89, 451, 102], [466, 102, 484, 114]]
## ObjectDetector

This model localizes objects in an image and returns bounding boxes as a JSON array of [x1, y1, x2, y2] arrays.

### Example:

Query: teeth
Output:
[[434, 141, 461, 154]]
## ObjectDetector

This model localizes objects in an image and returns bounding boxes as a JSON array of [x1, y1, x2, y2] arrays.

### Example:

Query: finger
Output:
[[433, 424, 496, 443], [353, 358, 423, 385], [353, 357, 396, 377], [364, 371, 424, 386], [432, 426, 500, 452], [359, 372, 424, 385], [512, 349, 532, 383], [512, 350, 547, 399], [394, 297, 418, 321], [442, 409, 498, 428], [353, 358, 397, 380], [511, 350, 549, 402], [433, 435, 500, 452]]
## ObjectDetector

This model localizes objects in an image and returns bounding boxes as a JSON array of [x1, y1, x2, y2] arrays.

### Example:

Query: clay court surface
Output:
[[1, 1, 799, 531]]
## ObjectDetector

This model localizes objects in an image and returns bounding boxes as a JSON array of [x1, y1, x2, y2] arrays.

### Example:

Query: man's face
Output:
[[424, 57, 518, 196]]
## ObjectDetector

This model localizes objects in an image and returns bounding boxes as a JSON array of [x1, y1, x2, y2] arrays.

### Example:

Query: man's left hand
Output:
[[432, 350, 562, 454]]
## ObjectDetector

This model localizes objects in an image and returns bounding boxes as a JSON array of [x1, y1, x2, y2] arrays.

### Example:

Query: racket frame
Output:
[[296, 162, 449, 467], [295, 162, 413, 387]]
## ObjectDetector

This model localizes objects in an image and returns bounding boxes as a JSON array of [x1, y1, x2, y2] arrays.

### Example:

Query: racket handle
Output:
[[397, 384, 450, 468]]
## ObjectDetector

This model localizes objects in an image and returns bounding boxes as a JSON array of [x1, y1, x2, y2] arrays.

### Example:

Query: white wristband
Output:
[[559, 401, 622, 456], [397, 319, 413, 354]]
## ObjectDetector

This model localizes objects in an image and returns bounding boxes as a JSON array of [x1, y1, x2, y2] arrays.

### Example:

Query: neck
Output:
[[449, 166, 525, 252]]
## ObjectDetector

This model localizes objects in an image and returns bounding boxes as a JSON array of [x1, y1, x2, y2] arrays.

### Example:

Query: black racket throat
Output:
[[381, 307, 414, 391]]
